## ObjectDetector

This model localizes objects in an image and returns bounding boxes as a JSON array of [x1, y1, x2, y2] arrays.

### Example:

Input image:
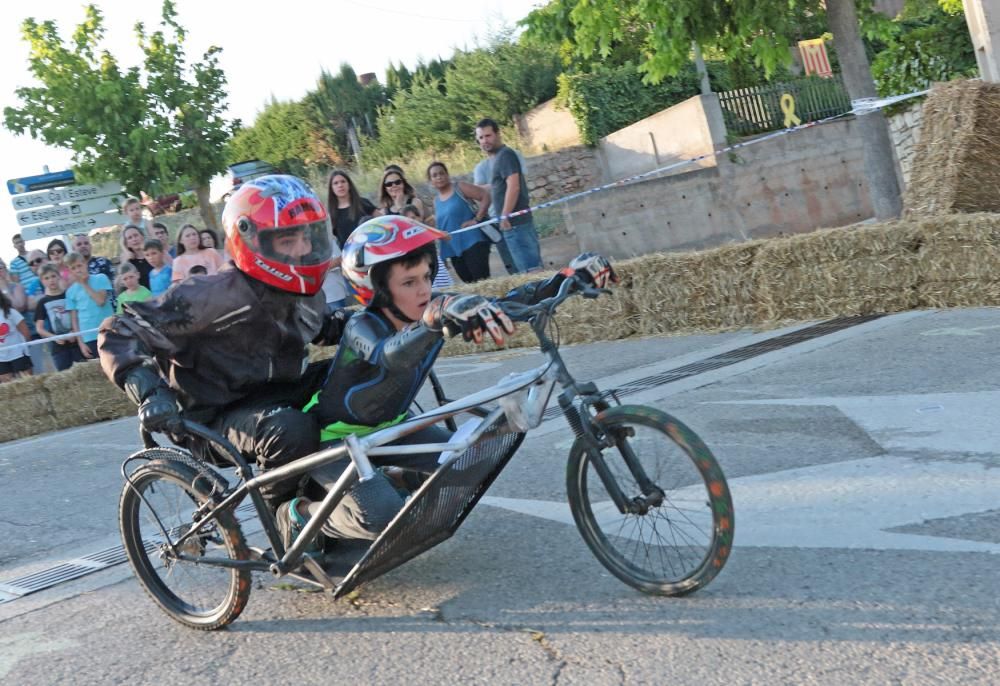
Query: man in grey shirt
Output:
[[473, 156, 517, 275], [475, 118, 542, 273]]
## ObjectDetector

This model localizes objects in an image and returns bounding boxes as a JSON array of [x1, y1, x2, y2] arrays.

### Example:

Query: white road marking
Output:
[[481, 455, 1000, 553], [920, 324, 1000, 337]]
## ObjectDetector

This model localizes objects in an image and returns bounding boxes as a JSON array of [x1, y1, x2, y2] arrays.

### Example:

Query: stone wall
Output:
[[888, 102, 925, 190], [523, 146, 602, 205]]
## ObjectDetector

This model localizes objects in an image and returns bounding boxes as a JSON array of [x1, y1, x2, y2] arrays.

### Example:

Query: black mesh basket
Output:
[[333, 413, 525, 597]]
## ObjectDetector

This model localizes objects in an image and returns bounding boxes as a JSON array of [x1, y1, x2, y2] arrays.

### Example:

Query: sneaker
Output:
[[276, 497, 323, 555]]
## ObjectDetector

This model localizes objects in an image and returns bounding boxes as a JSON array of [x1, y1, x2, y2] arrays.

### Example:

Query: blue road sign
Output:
[[6, 170, 76, 195]]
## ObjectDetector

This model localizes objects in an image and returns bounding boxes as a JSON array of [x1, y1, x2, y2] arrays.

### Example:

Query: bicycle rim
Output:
[[120, 461, 250, 629], [568, 407, 733, 595]]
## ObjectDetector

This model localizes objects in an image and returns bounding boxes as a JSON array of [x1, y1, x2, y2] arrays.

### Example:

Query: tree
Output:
[[522, 0, 825, 83], [3, 1, 237, 230], [524, 0, 904, 219], [228, 98, 342, 176]]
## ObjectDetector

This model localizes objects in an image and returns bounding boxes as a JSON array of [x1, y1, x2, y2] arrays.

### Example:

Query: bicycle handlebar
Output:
[[498, 275, 610, 322]]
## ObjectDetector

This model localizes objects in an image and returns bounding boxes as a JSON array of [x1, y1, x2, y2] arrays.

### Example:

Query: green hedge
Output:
[[557, 62, 734, 145]]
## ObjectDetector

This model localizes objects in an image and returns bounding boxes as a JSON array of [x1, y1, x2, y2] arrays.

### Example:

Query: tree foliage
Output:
[[364, 31, 561, 165], [4, 0, 236, 210], [559, 62, 714, 145], [227, 98, 342, 175], [522, 0, 827, 84], [871, 4, 976, 96]]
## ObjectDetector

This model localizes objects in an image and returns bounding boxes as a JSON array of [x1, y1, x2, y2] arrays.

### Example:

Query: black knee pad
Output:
[[351, 472, 405, 534], [255, 407, 319, 469]]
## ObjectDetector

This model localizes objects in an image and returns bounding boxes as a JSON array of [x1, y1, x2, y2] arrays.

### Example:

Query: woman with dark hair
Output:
[[427, 161, 493, 283], [327, 170, 376, 248], [376, 167, 425, 219], [46, 238, 72, 284], [172, 224, 223, 282], [199, 227, 228, 262]]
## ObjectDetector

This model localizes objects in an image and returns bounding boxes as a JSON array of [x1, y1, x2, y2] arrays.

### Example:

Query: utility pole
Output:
[[963, 0, 1000, 82]]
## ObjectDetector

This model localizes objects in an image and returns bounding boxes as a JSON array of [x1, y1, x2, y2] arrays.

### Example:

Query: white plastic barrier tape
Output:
[[0, 86, 935, 355]]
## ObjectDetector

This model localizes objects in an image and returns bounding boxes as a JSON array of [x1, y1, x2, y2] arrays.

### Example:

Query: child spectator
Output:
[[144, 239, 173, 296], [120, 225, 153, 289], [122, 197, 149, 234], [0, 289, 33, 382], [115, 263, 153, 313], [64, 251, 113, 359], [46, 238, 72, 285], [402, 204, 453, 290], [34, 263, 79, 371], [151, 222, 175, 262], [172, 224, 224, 282]]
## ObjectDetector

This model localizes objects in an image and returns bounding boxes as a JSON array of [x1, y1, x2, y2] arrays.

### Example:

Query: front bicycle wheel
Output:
[[119, 459, 251, 630], [566, 405, 733, 596]]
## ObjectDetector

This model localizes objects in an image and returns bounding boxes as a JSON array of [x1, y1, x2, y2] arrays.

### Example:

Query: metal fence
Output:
[[717, 75, 853, 137]]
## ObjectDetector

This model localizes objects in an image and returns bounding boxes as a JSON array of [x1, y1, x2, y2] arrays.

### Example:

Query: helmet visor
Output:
[[256, 220, 333, 266]]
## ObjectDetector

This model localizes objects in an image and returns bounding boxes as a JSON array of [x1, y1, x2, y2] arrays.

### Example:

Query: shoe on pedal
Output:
[[276, 497, 323, 555]]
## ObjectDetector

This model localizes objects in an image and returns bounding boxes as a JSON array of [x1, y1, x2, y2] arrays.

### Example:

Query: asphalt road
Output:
[[1, 307, 998, 684]]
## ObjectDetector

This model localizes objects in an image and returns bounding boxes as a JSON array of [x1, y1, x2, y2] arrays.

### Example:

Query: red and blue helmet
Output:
[[342, 215, 447, 306], [222, 174, 333, 295]]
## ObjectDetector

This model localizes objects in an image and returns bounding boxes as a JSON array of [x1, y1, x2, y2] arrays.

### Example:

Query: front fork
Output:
[[561, 388, 663, 515]]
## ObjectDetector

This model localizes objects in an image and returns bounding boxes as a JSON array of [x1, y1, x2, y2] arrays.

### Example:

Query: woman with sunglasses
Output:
[[376, 167, 425, 220], [46, 239, 72, 286]]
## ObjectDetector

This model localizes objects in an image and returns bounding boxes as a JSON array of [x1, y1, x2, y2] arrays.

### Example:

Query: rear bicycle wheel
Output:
[[566, 405, 733, 596], [119, 459, 251, 630]]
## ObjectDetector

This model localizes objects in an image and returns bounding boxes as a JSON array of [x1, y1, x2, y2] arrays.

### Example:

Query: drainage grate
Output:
[[0, 313, 881, 604]]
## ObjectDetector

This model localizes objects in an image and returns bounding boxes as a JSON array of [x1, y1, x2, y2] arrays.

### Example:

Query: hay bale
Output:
[[904, 80, 1000, 216], [915, 213, 1000, 307], [0, 374, 57, 443], [43, 360, 133, 428], [624, 242, 760, 335], [754, 220, 921, 323]]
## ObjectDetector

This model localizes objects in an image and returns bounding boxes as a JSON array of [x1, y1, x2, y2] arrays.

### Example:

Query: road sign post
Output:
[[9, 181, 124, 212], [20, 213, 124, 240], [16, 194, 126, 227], [9, 176, 127, 240], [6, 170, 76, 195]]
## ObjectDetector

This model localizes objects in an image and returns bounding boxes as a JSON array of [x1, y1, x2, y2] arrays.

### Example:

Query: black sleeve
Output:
[[361, 198, 376, 216], [98, 277, 232, 388], [498, 272, 570, 306], [34, 297, 49, 327], [312, 307, 355, 346], [344, 312, 442, 372]]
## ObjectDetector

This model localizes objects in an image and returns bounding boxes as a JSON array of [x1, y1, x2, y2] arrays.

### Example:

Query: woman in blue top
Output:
[[427, 161, 494, 283]]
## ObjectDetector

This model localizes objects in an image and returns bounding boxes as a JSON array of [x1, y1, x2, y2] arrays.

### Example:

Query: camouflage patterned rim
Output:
[[566, 405, 733, 596]]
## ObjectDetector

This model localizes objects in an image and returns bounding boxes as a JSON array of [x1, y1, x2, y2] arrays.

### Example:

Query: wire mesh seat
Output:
[[334, 413, 525, 597]]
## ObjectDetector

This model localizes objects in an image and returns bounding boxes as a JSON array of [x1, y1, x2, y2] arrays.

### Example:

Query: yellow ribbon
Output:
[[780, 93, 801, 127]]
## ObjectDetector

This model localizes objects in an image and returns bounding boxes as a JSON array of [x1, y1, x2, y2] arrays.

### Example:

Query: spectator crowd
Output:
[[1, 116, 544, 382]]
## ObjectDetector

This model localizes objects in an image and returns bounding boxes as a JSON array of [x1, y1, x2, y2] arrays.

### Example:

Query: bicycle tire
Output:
[[119, 459, 251, 630], [566, 405, 733, 596]]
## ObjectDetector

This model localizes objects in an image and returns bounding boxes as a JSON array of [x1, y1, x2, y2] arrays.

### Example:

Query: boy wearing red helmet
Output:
[[99, 175, 352, 506], [284, 214, 617, 547]]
